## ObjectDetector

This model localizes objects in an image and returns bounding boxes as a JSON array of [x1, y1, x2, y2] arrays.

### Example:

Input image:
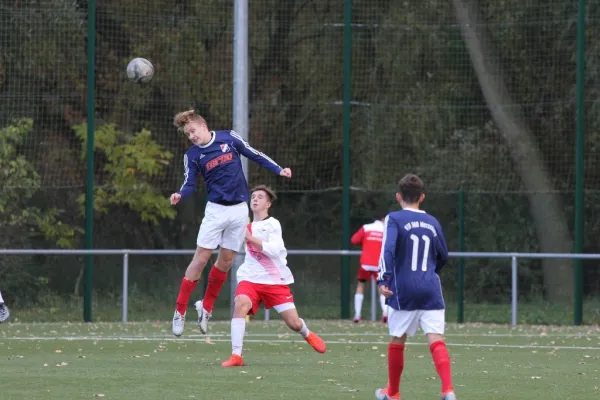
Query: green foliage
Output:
[[73, 123, 176, 224], [0, 119, 80, 248]]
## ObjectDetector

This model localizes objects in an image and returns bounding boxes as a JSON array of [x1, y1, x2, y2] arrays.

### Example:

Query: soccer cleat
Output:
[[0, 303, 10, 323], [375, 387, 400, 400], [353, 317, 360, 323], [194, 300, 211, 334], [221, 354, 244, 367], [441, 391, 457, 400], [172, 310, 185, 337], [382, 315, 388, 324], [305, 332, 327, 353]]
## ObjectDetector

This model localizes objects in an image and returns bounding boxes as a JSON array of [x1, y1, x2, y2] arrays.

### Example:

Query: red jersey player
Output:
[[351, 217, 389, 323], [221, 185, 327, 367]]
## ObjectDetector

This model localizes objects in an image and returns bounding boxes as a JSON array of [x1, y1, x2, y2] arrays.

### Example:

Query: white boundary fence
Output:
[[0, 249, 598, 326]]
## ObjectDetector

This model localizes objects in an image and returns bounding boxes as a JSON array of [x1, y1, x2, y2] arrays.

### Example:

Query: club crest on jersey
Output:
[[220, 144, 230, 152]]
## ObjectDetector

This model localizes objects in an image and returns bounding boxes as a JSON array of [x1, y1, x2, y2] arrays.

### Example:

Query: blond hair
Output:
[[251, 185, 277, 202], [173, 110, 207, 132]]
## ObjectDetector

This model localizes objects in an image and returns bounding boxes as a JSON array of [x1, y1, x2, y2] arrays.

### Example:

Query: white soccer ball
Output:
[[126, 57, 154, 83]]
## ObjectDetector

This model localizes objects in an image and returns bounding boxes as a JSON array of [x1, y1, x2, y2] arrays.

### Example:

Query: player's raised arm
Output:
[[176, 153, 200, 199], [435, 221, 449, 273], [229, 131, 290, 177], [377, 215, 398, 284]]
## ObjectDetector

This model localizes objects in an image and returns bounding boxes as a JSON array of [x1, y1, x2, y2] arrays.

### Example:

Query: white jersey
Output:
[[236, 216, 294, 285]]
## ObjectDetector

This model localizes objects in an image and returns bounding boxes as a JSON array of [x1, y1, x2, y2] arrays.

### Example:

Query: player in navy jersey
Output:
[[169, 110, 291, 337], [375, 174, 456, 400]]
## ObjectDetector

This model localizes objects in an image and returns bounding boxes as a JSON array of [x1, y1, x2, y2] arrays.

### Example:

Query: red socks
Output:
[[387, 343, 405, 396], [430, 340, 454, 394], [202, 266, 228, 313], [176, 277, 198, 314]]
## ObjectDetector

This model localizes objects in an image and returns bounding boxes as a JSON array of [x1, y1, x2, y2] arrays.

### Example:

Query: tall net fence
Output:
[[1, 0, 600, 323]]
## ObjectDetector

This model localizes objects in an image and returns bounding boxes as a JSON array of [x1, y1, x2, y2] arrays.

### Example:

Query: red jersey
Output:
[[351, 220, 385, 269]]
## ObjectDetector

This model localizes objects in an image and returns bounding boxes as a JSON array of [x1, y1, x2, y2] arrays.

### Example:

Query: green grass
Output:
[[1, 320, 600, 399], [9, 295, 600, 325]]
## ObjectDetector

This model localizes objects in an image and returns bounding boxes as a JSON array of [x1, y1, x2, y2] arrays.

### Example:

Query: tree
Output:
[[73, 123, 176, 224], [452, 0, 573, 300]]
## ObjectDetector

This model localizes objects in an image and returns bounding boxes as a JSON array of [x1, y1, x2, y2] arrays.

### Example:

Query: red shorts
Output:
[[235, 281, 295, 315], [357, 267, 378, 282]]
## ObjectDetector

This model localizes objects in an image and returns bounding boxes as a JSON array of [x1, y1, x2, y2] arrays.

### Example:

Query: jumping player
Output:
[[351, 216, 388, 323], [375, 174, 456, 400], [221, 185, 326, 367], [0, 288, 9, 323], [169, 110, 291, 337]]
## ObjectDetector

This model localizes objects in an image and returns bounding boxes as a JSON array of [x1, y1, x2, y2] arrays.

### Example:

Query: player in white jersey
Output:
[[221, 185, 327, 367]]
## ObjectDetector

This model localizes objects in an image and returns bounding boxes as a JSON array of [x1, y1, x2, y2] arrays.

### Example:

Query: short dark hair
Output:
[[397, 174, 425, 203], [250, 184, 277, 202]]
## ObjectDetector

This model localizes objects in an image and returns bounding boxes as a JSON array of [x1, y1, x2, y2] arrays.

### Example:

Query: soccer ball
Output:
[[126, 57, 154, 83]]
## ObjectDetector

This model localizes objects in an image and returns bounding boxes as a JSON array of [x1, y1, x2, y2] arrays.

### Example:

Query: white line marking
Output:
[[174, 332, 600, 338], [2, 336, 599, 351]]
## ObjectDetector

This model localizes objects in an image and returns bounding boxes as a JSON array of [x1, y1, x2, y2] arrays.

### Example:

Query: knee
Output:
[[215, 252, 236, 270], [426, 333, 444, 345], [215, 258, 233, 270], [189, 248, 211, 270], [391, 334, 407, 345], [234, 296, 252, 313]]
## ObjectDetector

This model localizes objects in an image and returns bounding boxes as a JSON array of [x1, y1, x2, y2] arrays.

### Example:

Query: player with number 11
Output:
[[375, 174, 457, 400]]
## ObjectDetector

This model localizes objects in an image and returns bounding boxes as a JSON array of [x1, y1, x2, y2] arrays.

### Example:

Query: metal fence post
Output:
[[122, 252, 129, 323], [511, 256, 517, 327]]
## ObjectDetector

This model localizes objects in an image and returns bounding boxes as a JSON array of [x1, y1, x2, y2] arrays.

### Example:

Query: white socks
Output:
[[380, 294, 388, 317], [232, 317, 310, 356], [231, 318, 246, 356], [354, 293, 388, 319], [0, 289, 4, 304], [354, 293, 364, 318], [298, 318, 310, 338]]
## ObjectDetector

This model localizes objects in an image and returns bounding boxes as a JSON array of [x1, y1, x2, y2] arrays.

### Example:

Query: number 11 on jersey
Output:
[[410, 234, 430, 271]]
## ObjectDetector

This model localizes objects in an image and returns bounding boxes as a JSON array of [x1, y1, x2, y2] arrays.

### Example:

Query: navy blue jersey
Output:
[[377, 208, 449, 311], [177, 130, 282, 203]]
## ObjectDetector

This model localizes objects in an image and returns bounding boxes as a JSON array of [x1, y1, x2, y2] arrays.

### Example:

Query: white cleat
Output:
[[194, 300, 211, 334], [441, 391, 457, 400], [172, 310, 185, 337], [0, 303, 10, 323], [375, 388, 399, 400]]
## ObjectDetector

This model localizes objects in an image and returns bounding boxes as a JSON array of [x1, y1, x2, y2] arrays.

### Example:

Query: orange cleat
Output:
[[305, 332, 327, 353], [221, 354, 244, 367]]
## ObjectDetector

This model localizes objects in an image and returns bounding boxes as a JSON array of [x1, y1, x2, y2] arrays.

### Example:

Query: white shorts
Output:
[[196, 201, 249, 250], [387, 308, 445, 338]]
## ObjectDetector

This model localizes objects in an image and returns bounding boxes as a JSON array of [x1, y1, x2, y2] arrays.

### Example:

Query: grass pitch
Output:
[[1, 320, 599, 399]]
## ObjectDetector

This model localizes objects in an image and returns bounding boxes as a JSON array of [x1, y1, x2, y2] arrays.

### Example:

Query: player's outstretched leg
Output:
[[280, 308, 326, 353], [375, 334, 405, 400], [427, 333, 456, 399], [196, 249, 236, 334], [221, 295, 253, 367], [0, 289, 9, 323], [173, 247, 212, 337]]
